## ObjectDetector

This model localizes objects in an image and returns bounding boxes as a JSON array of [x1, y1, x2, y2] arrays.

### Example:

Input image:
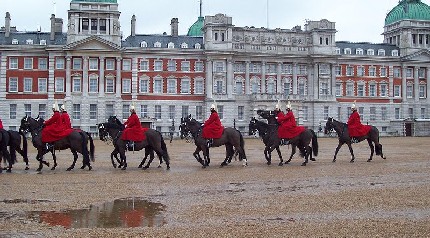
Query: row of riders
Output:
[[1, 100, 385, 173]]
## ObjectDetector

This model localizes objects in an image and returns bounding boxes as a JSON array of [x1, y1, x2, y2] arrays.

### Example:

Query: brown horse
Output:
[[257, 110, 318, 166], [179, 115, 247, 168], [324, 117, 386, 162], [19, 116, 94, 171]]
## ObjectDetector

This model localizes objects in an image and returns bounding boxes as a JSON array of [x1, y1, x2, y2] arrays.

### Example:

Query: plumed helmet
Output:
[[129, 105, 135, 111], [275, 100, 280, 110], [286, 101, 292, 110], [60, 104, 66, 111], [52, 101, 59, 111], [210, 103, 217, 111], [351, 100, 357, 110]]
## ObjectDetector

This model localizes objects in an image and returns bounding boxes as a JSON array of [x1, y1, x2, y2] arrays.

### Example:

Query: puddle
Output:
[[21, 198, 166, 228]]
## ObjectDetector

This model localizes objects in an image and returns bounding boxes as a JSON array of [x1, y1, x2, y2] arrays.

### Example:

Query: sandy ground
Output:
[[0, 136, 429, 237]]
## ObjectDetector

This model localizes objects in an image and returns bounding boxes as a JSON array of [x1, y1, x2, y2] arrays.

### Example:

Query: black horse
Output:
[[324, 117, 386, 162], [179, 115, 247, 168], [106, 116, 165, 169], [0, 129, 12, 173], [0, 130, 29, 172], [257, 109, 318, 166], [98, 121, 170, 170], [248, 117, 284, 166], [19, 116, 94, 171]]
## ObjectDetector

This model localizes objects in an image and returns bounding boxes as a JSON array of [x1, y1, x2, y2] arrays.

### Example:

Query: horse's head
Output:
[[248, 117, 258, 136], [19, 115, 40, 133], [98, 123, 110, 141], [257, 109, 277, 124], [108, 116, 125, 130], [324, 117, 335, 134]]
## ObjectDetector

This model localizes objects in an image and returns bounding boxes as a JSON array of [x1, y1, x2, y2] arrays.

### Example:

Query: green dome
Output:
[[385, 0, 430, 25], [187, 17, 204, 37]]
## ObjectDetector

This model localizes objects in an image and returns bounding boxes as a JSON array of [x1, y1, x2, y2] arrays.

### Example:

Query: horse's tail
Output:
[[79, 132, 90, 164], [6, 131, 17, 164], [156, 131, 170, 162], [239, 130, 246, 160], [86, 132, 95, 162], [311, 129, 319, 157], [19, 130, 28, 163]]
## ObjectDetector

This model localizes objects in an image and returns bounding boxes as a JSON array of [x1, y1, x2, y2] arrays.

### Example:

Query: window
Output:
[[282, 64, 293, 74], [73, 77, 81, 92], [302, 106, 308, 121], [24, 78, 32, 92], [195, 62, 204, 72], [9, 78, 18, 92], [298, 81, 305, 95], [346, 66, 354, 76], [367, 49, 374, 56], [140, 60, 149, 71], [166, 78, 176, 94], [154, 42, 162, 48], [394, 85, 401, 97], [55, 77, 64, 92], [369, 84, 376, 97], [337, 107, 342, 121], [406, 68, 413, 78], [168, 42, 175, 48], [216, 80, 224, 94], [168, 60, 176, 71], [181, 79, 190, 94], [38, 78, 47, 93], [194, 79, 204, 94], [154, 60, 163, 71], [267, 82, 275, 94], [218, 105, 224, 120], [346, 83, 354, 96], [418, 68, 426, 78], [421, 108, 426, 119], [140, 78, 149, 93], [408, 108, 414, 119], [82, 18, 89, 30], [106, 78, 114, 93], [182, 106, 189, 118], [24, 104, 32, 117], [181, 61, 190, 72], [194, 43, 201, 49], [122, 79, 131, 93], [357, 84, 364, 97], [356, 48, 363, 55], [105, 104, 114, 120], [89, 58, 98, 70], [344, 48, 351, 54], [196, 106, 203, 121], [140, 41, 147, 48], [381, 107, 387, 121], [395, 108, 401, 119], [10, 104, 17, 119], [90, 104, 97, 120], [24, 58, 33, 69], [369, 67, 376, 77], [154, 78, 162, 94], [56, 57, 64, 69], [122, 104, 129, 120], [38, 104, 46, 119], [267, 64, 277, 74], [392, 50, 399, 56], [181, 42, 188, 48], [73, 104, 81, 119], [106, 59, 115, 70], [323, 106, 329, 120], [235, 81, 244, 95], [238, 106, 244, 120], [140, 105, 148, 118], [38, 58, 48, 70], [370, 107, 376, 121], [335, 48, 341, 55], [377, 49, 385, 56], [154, 105, 161, 119], [380, 84, 388, 97], [335, 66, 341, 76], [406, 85, 413, 98], [26, 39, 33, 44], [394, 68, 401, 78], [122, 59, 131, 71], [298, 65, 307, 75], [169, 105, 175, 120], [87, 76, 97, 93], [73, 58, 82, 70], [357, 66, 364, 77], [11, 39, 18, 44], [320, 82, 329, 95], [380, 67, 387, 77], [419, 85, 426, 98], [9, 58, 18, 69], [215, 61, 225, 72], [283, 82, 291, 96], [335, 83, 342, 97]]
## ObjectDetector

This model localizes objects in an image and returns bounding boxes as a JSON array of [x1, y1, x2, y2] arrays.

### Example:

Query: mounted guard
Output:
[[121, 103, 148, 150], [202, 103, 224, 148], [276, 101, 305, 145], [42, 102, 74, 150], [347, 101, 372, 143]]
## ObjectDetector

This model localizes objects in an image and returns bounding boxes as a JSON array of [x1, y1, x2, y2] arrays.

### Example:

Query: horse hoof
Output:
[[278, 162, 283, 166], [138, 165, 143, 168], [121, 167, 127, 171], [25, 167, 29, 171], [143, 166, 149, 170], [332, 160, 336, 163], [266, 161, 271, 165], [66, 168, 73, 171], [350, 160, 355, 163], [310, 158, 316, 161], [51, 167, 55, 171], [6, 169, 12, 173], [88, 166, 92, 171], [37, 169, 42, 172], [157, 165, 162, 168], [113, 164, 117, 168], [301, 163, 307, 166], [367, 159, 372, 162], [166, 166, 170, 170], [80, 166, 86, 169]]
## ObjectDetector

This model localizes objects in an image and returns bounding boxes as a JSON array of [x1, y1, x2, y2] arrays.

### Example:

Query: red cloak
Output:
[[277, 110, 306, 139], [120, 113, 147, 141], [202, 111, 224, 139], [0, 119, 3, 129], [61, 112, 72, 129], [347, 111, 372, 137], [41, 111, 74, 143]]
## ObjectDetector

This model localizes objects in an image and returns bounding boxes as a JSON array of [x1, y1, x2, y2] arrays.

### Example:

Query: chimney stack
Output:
[[5, 12, 11, 38], [171, 18, 178, 37], [131, 15, 136, 36], [50, 14, 55, 41]]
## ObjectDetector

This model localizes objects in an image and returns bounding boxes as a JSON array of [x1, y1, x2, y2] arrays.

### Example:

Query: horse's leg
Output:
[[221, 145, 233, 167], [264, 146, 271, 165], [139, 148, 150, 168], [110, 150, 118, 168], [285, 145, 296, 164], [347, 143, 356, 163], [301, 146, 311, 166], [143, 149, 156, 170], [67, 150, 79, 171], [333, 142, 344, 162], [16, 147, 29, 170], [367, 138, 375, 162], [51, 150, 58, 170], [36, 151, 45, 172], [120, 150, 127, 170], [275, 146, 283, 166], [193, 147, 204, 167]]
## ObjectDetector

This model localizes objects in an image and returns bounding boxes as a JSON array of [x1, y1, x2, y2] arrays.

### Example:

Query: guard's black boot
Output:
[[207, 139, 212, 148]]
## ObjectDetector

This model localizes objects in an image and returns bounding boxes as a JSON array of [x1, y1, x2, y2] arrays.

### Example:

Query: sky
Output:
[[1, 0, 426, 43]]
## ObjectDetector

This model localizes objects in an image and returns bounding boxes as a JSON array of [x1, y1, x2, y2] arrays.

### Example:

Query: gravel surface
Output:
[[0, 137, 429, 237]]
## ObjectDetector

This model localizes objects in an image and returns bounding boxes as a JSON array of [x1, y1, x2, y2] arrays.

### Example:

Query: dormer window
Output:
[[335, 48, 340, 54], [168, 42, 175, 48], [11, 39, 18, 45], [194, 43, 201, 49], [154, 42, 162, 48], [367, 49, 374, 56], [344, 48, 351, 55], [356, 48, 363, 55], [392, 50, 399, 56], [140, 41, 147, 48], [181, 42, 188, 49], [378, 49, 385, 56], [26, 39, 33, 45], [40, 40, 46, 45]]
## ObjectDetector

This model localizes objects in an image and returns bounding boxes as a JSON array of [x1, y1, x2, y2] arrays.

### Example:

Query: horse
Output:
[[19, 116, 94, 171], [0, 130, 29, 172], [179, 115, 247, 168], [257, 109, 318, 166], [107, 116, 165, 169], [0, 129, 12, 173], [324, 117, 386, 162], [248, 117, 284, 166], [98, 121, 170, 170]]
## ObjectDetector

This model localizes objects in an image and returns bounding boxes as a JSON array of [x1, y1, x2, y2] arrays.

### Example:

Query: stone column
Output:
[[276, 62, 282, 94], [414, 67, 420, 102], [402, 65, 407, 100], [292, 63, 298, 95], [82, 57, 89, 97], [331, 64, 336, 98], [227, 59, 233, 98], [132, 57, 138, 100], [206, 60, 213, 99], [313, 63, 318, 100], [66, 56, 71, 98], [116, 57, 122, 97], [245, 61, 250, 95], [261, 61, 266, 94], [427, 67, 430, 104], [389, 65, 394, 98], [99, 57, 105, 97]]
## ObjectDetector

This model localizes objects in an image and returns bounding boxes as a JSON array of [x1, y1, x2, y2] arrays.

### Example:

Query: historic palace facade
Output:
[[1, 0, 430, 136]]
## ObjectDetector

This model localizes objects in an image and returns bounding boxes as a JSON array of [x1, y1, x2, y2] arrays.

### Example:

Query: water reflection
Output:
[[27, 198, 166, 228]]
